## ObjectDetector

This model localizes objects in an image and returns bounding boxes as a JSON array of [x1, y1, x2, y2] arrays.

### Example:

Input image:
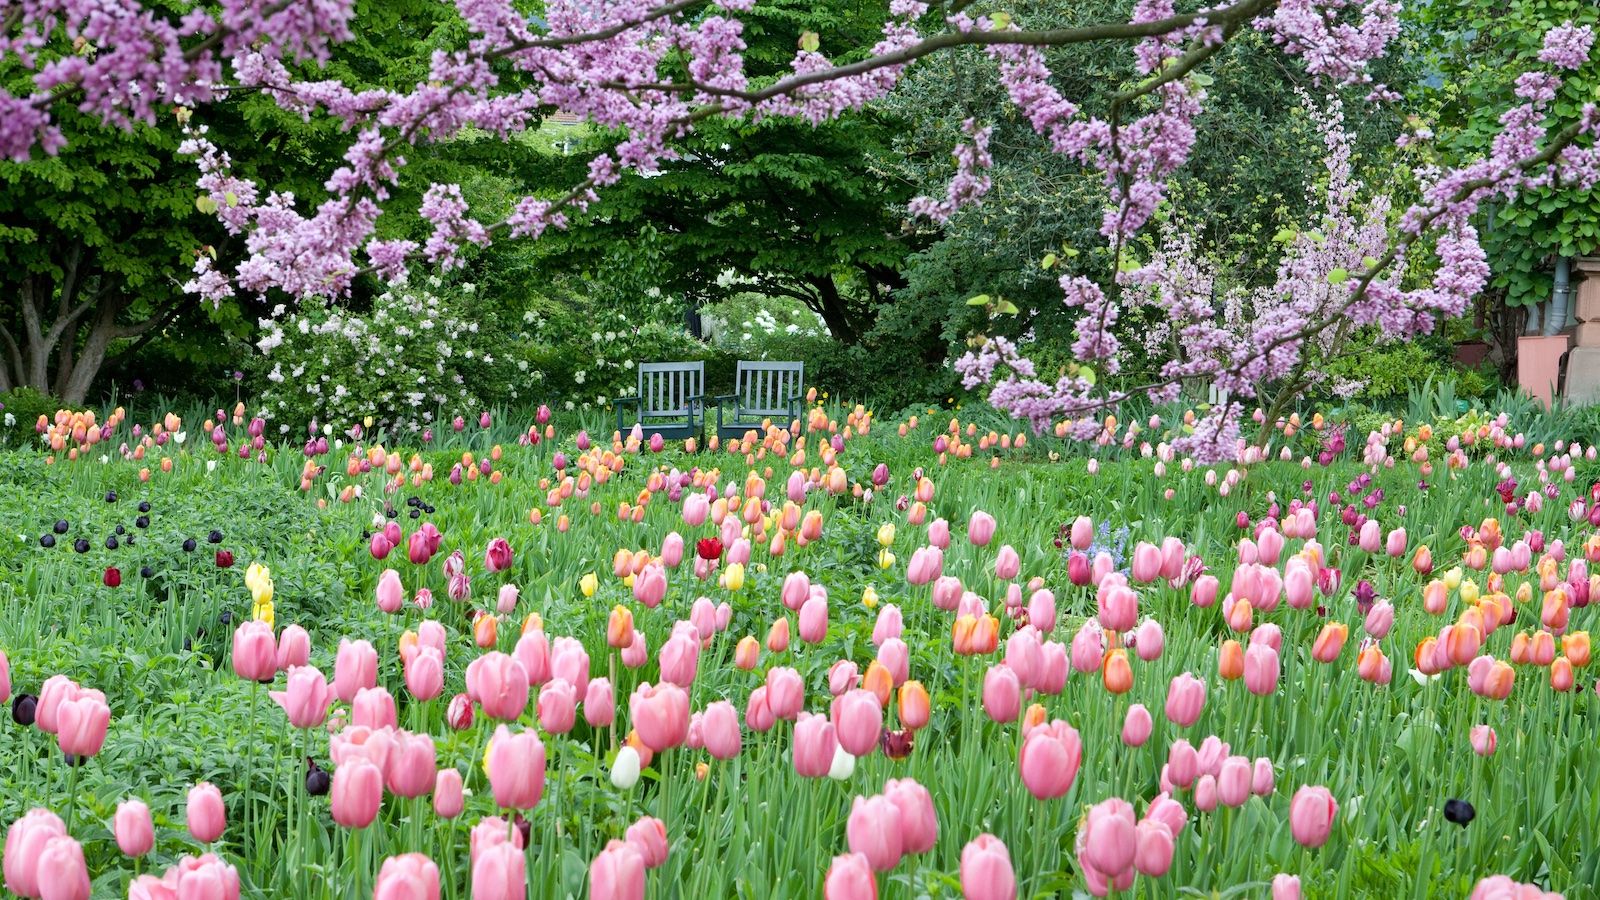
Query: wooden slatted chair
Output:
[[614, 361, 706, 442], [714, 360, 804, 441]]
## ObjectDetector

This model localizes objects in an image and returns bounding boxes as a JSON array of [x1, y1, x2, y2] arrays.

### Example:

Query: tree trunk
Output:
[[59, 299, 122, 406], [806, 274, 860, 344]]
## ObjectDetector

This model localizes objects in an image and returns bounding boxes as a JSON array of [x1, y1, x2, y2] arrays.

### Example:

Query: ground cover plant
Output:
[[1, 398, 1596, 898]]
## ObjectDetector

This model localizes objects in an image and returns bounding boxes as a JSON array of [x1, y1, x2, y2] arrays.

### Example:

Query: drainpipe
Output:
[[1526, 296, 1543, 335], [1543, 256, 1573, 336]]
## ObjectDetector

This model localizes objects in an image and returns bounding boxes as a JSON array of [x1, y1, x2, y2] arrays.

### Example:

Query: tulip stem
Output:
[[64, 755, 81, 834], [245, 681, 259, 849]]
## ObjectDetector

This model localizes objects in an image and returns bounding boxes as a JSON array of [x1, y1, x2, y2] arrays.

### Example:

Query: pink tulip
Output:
[[1132, 618, 1164, 661], [661, 532, 684, 568], [928, 518, 951, 549], [781, 571, 811, 611], [496, 583, 519, 614], [624, 816, 669, 870], [434, 769, 465, 819], [1272, 874, 1302, 900], [882, 778, 938, 854], [484, 537, 513, 573], [1193, 774, 1218, 813], [406, 647, 445, 701], [1134, 818, 1175, 877], [1385, 527, 1407, 557], [1122, 704, 1153, 747], [1217, 755, 1251, 807], [232, 620, 277, 682], [374, 854, 441, 900], [872, 605, 903, 645], [271, 665, 333, 728], [1257, 527, 1285, 564], [994, 544, 1021, 580], [1364, 600, 1395, 639], [702, 700, 742, 760], [831, 690, 882, 757], [1070, 516, 1094, 550], [114, 799, 154, 857], [621, 631, 648, 669], [1146, 792, 1188, 836], [35, 675, 80, 735], [385, 732, 437, 799], [877, 639, 909, 687], [630, 682, 689, 751], [334, 639, 379, 703], [967, 511, 996, 546], [1243, 644, 1280, 696], [1036, 640, 1068, 694], [276, 624, 311, 671], [1027, 588, 1057, 633], [583, 678, 615, 727], [1359, 520, 1381, 552], [353, 686, 397, 731], [187, 782, 227, 842], [1018, 719, 1081, 799], [369, 532, 394, 560], [513, 630, 550, 685], [1164, 673, 1206, 727], [1470, 724, 1497, 756], [377, 569, 405, 614], [1166, 740, 1199, 789], [799, 595, 829, 644], [632, 564, 666, 608], [407, 531, 432, 565], [824, 853, 877, 900], [550, 638, 591, 701], [906, 546, 943, 585], [792, 712, 837, 777], [538, 679, 578, 734], [764, 667, 804, 720], [1131, 542, 1163, 582], [1003, 628, 1041, 687], [658, 633, 700, 687], [960, 834, 1016, 900], [471, 842, 526, 900], [1071, 621, 1105, 674], [466, 652, 530, 721], [1288, 785, 1337, 848], [1081, 798, 1137, 881], [1190, 574, 1219, 607], [1252, 757, 1276, 796], [982, 664, 1021, 723], [846, 795, 903, 871], [4, 808, 66, 897], [33, 833, 89, 900], [486, 725, 546, 810], [1098, 583, 1138, 632], [56, 693, 110, 758]]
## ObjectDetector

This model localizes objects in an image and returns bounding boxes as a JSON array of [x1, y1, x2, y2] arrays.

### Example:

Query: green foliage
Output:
[[1411, 0, 1600, 307], [0, 387, 55, 445]]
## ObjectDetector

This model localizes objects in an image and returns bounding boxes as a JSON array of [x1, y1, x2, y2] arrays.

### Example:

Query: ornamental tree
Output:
[[1, 0, 1596, 457]]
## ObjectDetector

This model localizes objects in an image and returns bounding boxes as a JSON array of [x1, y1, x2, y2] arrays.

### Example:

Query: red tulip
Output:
[[103, 566, 121, 587]]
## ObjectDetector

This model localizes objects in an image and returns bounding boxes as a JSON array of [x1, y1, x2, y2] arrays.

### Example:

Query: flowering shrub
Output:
[[254, 278, 513, 434], [513, 306, 716, 412]]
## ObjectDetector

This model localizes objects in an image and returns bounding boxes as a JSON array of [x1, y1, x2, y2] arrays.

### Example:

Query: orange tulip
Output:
[[1562, 631, 1591, 667], [473, 614, 498, 649], [1102, 649, 1133, 694], [1445, 623, 1482, 666], [1218, 639, 1244, 680], [863, 661, 894, 707], [897, 681, 930, 730], [607, 606, 634, 649], [1312, 623, 1348, 663], [766, 617, 791, 653], [734, 636, 760, 670], [1551, 657, 1575, 692]]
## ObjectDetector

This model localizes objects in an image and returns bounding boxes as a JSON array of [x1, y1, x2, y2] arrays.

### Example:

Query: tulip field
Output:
[[2, 401, 1598, 900]]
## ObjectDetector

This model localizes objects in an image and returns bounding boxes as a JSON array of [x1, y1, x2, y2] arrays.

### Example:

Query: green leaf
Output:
[[988, 11, 1012, 29], [965, 294, 990, 307], [1190, 71, 1214, 87], [224, 191, 238, 208], [1273, 228, 1298, 244], [799, 31, 820, 53], [1361, 256, 1380, 270], [997, 300, 1019, 315], [1041, 252, 1057, 270], [195, 195, 218, 215], [1327, 268, 1349, 285]]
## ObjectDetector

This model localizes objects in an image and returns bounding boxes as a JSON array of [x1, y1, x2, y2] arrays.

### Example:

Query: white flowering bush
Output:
[[254, 277, 515, 433]]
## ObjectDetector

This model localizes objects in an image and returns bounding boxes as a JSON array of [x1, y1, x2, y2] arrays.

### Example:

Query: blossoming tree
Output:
[[1, 0, 1596, 457]]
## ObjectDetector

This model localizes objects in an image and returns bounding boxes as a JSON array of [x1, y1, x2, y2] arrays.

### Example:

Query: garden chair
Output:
[[714, 360, 805, 440], [615, 361, 706, 442]]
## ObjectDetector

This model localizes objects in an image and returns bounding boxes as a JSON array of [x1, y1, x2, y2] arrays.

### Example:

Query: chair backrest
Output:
[[735, 360, 804, 416], [637, 362, 704, 417]]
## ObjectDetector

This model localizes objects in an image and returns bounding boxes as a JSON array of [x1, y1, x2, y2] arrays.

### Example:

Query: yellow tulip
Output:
[[862, 585, 878, 609], [1443, 567, 1464, 590], [723, 562, 746, 591], [876, 523, 896, 547], [580, 572, 598, 598], [878, 549, 896, 570]]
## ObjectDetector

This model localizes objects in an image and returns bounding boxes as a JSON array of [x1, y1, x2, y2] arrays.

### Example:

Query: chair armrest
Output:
[[614, 395, 641, 407]]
